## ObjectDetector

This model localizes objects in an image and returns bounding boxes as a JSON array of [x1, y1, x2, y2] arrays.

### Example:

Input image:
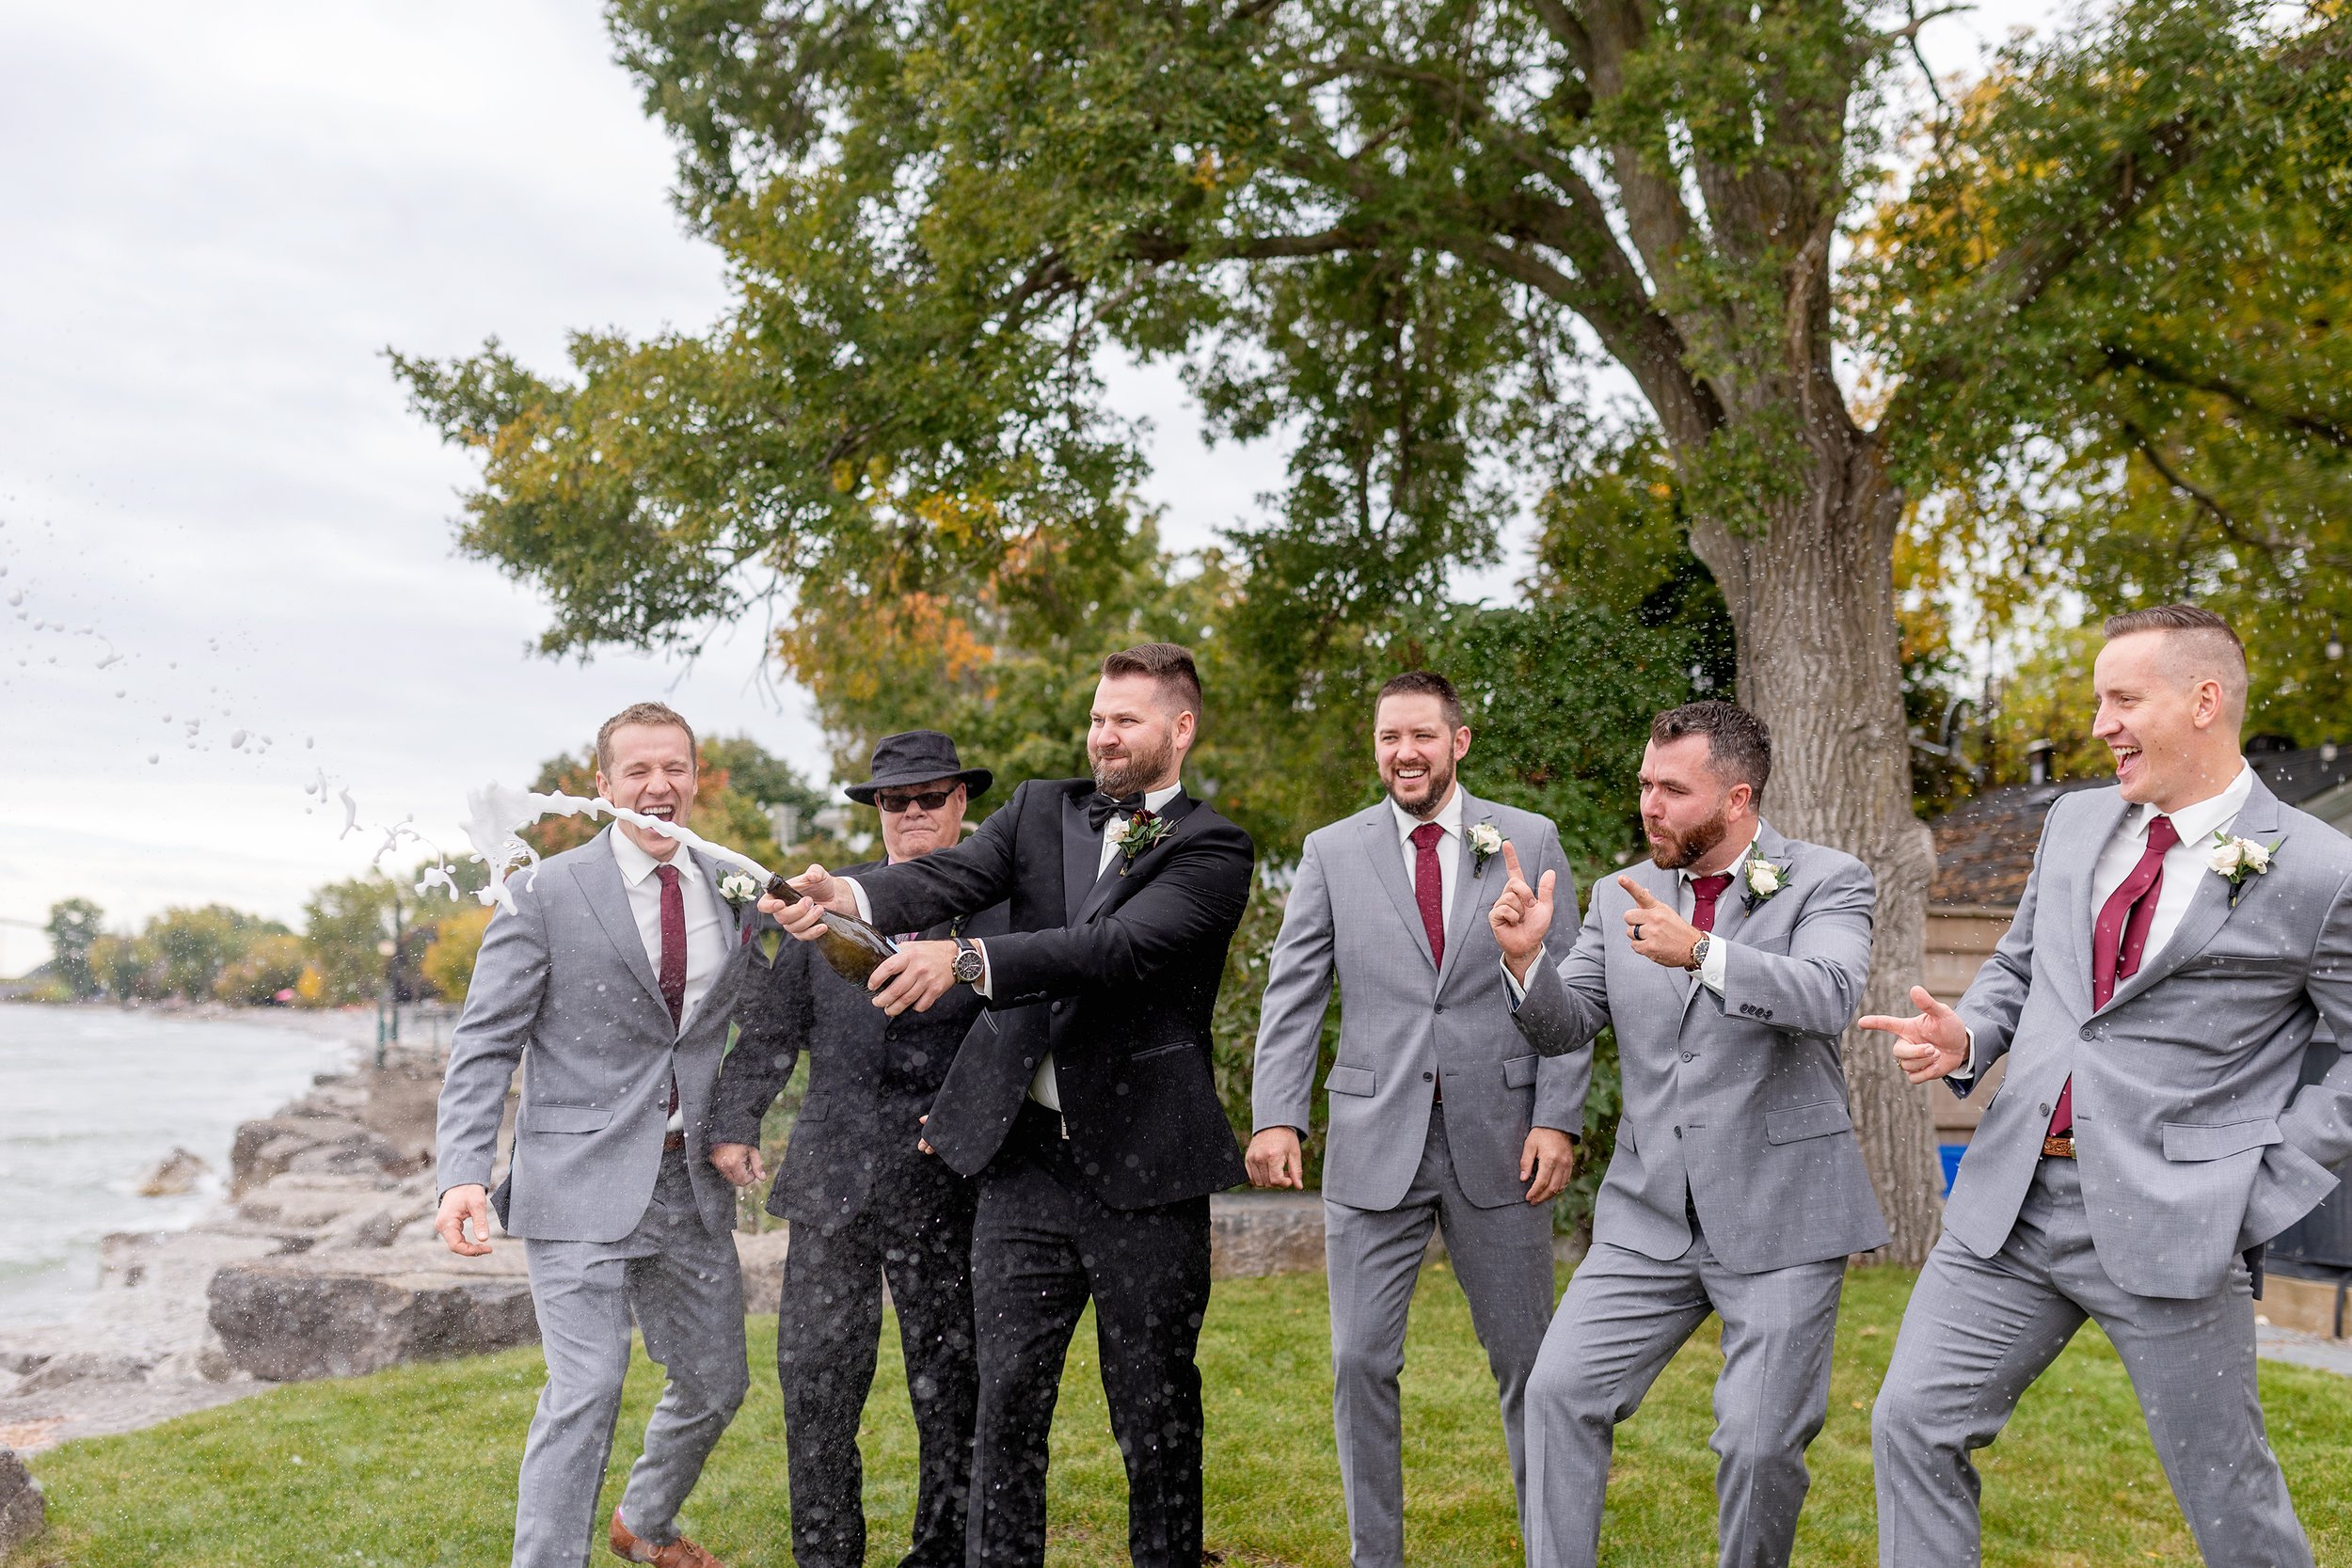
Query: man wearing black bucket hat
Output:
[[710, 730, 1006, 1568]]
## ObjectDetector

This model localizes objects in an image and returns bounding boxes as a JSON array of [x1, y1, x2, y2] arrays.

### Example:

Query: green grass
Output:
[[14, 1265, 2352, 1566]]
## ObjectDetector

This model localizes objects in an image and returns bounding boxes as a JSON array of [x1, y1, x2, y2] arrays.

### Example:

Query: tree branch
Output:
[[2104, 343, 2352, 450], [2120, 419, 2259, 545]]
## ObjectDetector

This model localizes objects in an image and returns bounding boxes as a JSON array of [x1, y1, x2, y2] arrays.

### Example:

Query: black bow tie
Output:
[[1086, 792, 1146, 832]]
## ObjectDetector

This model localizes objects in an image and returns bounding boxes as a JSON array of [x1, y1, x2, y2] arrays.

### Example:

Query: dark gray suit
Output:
[[1253, 794, 1578, 1567], [1509, 823, 1883, 1568], [1874, 775, 2352, 1566], [437, 831, 754, 1568]]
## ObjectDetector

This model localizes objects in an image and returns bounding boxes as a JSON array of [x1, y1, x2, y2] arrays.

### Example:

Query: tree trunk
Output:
[[1687, 428, 1946, 1267]]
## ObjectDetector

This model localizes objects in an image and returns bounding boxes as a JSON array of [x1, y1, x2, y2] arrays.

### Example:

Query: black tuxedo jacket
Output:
[[708, 867, 1008, 1228], [851, 777, 1255, 1210]]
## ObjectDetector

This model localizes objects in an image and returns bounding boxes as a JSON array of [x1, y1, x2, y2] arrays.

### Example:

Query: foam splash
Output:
[[459, 784, 774, 915]]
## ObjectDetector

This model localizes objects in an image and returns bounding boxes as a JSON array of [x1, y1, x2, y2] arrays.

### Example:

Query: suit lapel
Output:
[[1363, 808, 1437, 973], [688, 848, 742, 948], [2103, 780, 2287, 1014], [572, 832, 667, 1015], [1060, 788, 1102, 925], [1076, 789, 1200, 925]]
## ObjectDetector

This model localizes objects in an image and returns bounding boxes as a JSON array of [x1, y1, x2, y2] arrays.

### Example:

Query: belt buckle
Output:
[[2041, 1134, 2075, 1160]]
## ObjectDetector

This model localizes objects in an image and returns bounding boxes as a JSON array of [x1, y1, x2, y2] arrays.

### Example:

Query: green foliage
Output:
[[300, 877, 409, 1006], [144, 906, 288, 1001], [86, 932, 154, 1002], [22, 1272, 2352, 1566], [42, 897, 104, 998], [1863, 2, 2352, 741], [421, 905, 495, 1004], [211, 935, 310, 1006]]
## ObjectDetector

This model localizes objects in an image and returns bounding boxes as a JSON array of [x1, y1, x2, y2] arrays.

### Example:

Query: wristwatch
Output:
[[951, 935, 986, 986], [1685, 932, 1711, 974]]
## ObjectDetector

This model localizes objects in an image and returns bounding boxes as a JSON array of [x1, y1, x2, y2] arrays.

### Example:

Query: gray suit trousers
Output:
[[514, 1151, 750, 1568], [1325, 1107, 1555, 1568], [1872, 1158, 2312, 1568], [1524, 1226, 1844, 1568]]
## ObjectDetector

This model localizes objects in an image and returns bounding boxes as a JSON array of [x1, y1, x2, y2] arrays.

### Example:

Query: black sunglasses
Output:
[[874, 787, 960, 814]]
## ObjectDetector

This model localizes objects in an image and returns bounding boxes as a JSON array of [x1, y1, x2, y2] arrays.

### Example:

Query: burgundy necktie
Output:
[[656, 863, 685, 1118], [1690, 872, 1734, 934], [2051, 813, 2180, 1137], [1410, 822, 1446, 970]]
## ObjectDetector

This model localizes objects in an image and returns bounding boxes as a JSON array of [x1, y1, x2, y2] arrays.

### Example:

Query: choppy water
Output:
[[0, 1006, 354, 1327]]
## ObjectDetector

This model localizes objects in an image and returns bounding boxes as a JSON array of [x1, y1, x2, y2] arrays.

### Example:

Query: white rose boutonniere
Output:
[[1740, 847, 1795, 912], [1468, 820, 1503, 876], [2208, 829, 2280, 908], [718, 871, 763, 909], [1108, 808, 1175, 874]]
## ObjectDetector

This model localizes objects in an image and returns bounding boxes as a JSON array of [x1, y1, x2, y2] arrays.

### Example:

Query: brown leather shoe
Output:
[[609, 1508, 723, 1568]]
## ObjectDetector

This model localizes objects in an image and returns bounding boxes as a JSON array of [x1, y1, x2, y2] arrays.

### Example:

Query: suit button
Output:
[[1433, 1003, 1446, 1015], [1053, 1001, 1068, 1015], [2079, 1024, 2093, 1039], [1422, 1071, 1434, 1083], [2038, 1103, 2051, 1117], [1673, 1126, 1683, 1138], [1680, 1052, 1695, 1063]]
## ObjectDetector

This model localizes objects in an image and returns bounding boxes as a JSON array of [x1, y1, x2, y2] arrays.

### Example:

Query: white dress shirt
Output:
[[1391, 784, 1465, 936], [1027, 782, 1185, 1111], [611, 829, 728, 1131], [2089, 763, 2252, 957], [1502, 831, 1750, 1002], [842, 781, 1186, 1114]]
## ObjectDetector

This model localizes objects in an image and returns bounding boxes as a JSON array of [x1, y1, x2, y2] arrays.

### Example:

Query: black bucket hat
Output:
[[842, 729, 993, 804]]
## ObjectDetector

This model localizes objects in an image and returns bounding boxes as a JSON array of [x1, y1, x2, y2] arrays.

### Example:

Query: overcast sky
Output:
[[0, 2, 2046, 974]]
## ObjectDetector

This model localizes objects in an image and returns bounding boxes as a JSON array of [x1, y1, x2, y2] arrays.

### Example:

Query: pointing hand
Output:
[[1619, 878, 1702, 971], [1858, 987, 1971, 1084], [1487, 842, 1555, 983]]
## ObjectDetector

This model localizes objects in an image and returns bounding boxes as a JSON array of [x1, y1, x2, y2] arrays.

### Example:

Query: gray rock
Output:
[[1209, 1191, 1327, 1279], [0, 1446, 42, 1555], [736, 1228, 791, 1316], [206, 1243, 539, 1381], [12, 1352, 155, 1394], [137, 1146, 212, 1196]]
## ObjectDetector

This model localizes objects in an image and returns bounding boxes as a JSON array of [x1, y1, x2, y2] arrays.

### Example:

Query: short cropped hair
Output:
[[596, 701, 698, 775], [1651, 700, 1772, 798], [1101, 642, 1203, 721], [1375, 670, 1465, 730], [2103, 603, 2249, 724]]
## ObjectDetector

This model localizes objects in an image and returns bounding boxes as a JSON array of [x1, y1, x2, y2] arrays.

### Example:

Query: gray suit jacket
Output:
[[1511, 822, 1887, 1272], [1254, 793, 1582, 1211], [435, 830, 751, 1243], [1947, 775, 2352, 1299]]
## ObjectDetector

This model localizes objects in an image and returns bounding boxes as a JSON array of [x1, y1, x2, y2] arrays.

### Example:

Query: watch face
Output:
[[954, 949, 985, 981]]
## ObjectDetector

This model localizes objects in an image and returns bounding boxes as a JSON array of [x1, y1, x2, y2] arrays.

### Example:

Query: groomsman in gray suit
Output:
[[1867, 604, 2352, 1567], [1248, 670, 1580, 1568], [435, 702, 754, 1568], [1487, 700, 1885, 1568]]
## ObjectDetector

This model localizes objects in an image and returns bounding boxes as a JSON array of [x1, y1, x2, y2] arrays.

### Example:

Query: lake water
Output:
[[0, 1006, 355, 1328]]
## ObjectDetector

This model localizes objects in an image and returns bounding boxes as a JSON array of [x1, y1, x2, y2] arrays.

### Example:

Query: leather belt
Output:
[[662, 1131, 687, 1152], [2042, 1134, 2075, 1160]]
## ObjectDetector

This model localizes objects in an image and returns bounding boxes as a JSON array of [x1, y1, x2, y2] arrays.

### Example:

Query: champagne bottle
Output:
[[763, 873, 900, 984]]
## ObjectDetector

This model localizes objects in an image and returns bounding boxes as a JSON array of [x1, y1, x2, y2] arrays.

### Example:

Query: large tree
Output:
[[400, 0, 2346, 1261]]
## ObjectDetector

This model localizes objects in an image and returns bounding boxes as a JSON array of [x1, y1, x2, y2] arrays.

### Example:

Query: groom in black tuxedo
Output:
[[767, 642, 1254, 1568]]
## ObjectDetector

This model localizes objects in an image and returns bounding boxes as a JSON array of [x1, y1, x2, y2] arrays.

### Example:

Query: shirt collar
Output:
[[1391, 784, 1466, 844], [1682, 829, 1761, 884], [610, 824, 700, 888], [2137, 762, 2252, 849], [1140, 783, 1183, 814]]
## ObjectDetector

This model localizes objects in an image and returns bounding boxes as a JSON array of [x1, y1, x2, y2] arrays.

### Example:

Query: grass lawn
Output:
[[14, 1263, 2352, 1566]]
